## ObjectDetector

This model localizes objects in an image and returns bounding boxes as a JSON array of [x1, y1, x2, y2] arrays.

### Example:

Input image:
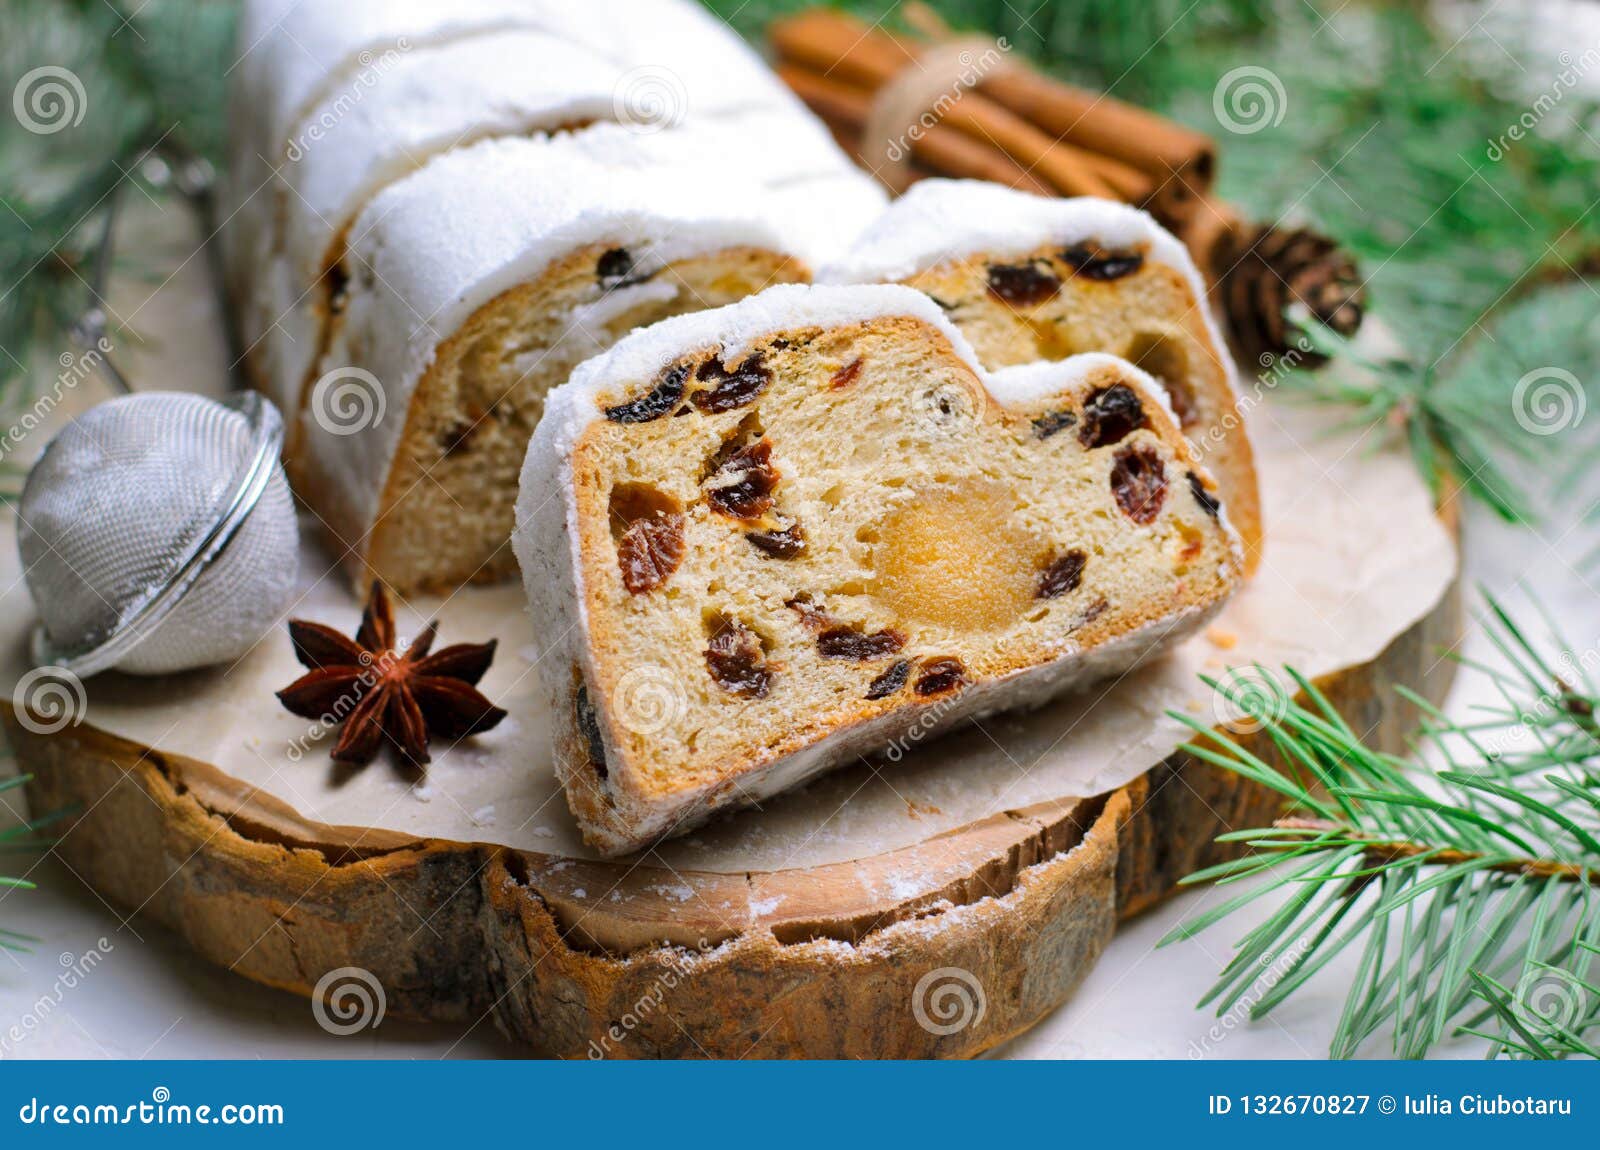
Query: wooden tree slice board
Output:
[[1, 391, 1462, 1057]]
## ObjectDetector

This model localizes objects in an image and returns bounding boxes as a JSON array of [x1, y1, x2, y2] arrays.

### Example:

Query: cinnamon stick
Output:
[[772, 12, 1133, 201], [770, 9, 1211, 227], [777, 64, 1052, 196]]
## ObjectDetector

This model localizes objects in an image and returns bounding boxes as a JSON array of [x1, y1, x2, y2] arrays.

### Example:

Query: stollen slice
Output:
[[514, 283, 1244, 855], [824, 178, 1263, 573]]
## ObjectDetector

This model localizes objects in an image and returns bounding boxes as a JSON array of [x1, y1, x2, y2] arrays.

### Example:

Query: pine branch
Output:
[[1164, 598, 1600, 1058]]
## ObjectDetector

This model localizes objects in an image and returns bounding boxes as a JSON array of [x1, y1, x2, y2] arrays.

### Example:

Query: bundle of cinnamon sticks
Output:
[[771, 8, 1223, 244], [768, 6, 1364, 366]]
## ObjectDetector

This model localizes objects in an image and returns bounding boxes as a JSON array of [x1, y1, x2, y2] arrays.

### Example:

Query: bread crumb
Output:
[[1207, 626, 1238, 649]]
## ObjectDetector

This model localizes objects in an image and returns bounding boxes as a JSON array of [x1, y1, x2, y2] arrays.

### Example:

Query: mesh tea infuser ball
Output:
[[17, 391, 298, 677]]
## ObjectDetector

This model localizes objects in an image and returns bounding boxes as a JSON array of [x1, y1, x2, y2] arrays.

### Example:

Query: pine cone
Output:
[[1219, 224, 1365, 369]]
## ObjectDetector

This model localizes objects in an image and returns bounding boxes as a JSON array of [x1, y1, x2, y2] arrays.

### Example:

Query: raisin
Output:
[[785, 596, 833, 631], [1032, 409, 1077, 439], [866, 660, 912, 700], [829, 358, 863, 389], [616, 512, 686, 594], [817, 627, 905, 661], [705, 623, 771, 699], [1110, 444, 1168, 525], [1079, 384, 1149, 449], [746, 523, 805, 559], [597, 247, 648, 289], [691, 352, 770, 413], [573, 681, 607, 780], [1074, 597, 1110, 630], [986, 261, 1061, 306], [1187, 471, 1221, 519], [1037, 549, 1088, 599], [438, 419, 475, 456], [706, 439, 778, 520], [914, 657, 968, 697], [1062, 244, 1144, 281], [604, 362, 687, 423]]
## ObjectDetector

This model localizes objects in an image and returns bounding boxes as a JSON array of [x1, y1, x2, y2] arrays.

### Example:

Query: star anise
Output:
[[276, 582, 507, 766]]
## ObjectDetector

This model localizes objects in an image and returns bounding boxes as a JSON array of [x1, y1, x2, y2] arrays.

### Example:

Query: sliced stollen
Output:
[[299, 127, 885, 595], [226, 0, 809, 394], [824, 178, 1263, 572], [513, 283, 1245, 856]]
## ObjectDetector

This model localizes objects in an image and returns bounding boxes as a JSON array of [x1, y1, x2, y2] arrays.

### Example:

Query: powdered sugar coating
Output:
[[307, 134, 884, 545]]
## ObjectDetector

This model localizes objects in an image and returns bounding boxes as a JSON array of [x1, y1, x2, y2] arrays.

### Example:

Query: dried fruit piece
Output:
[[1037, 549, 1088, 599], [866, 659, 912, 700], [1187, 471, 1221, 519], [705, 622, 771, 698], [746, 523, 805, 559], [1073, 597, 1110, 630], [1031, 409, 1077, 439], [617, 512, 686, 594], [785, 596, 833, 631], [574, 681, 608, 780], [691, 352, 771, 413], [829, 358, 863, 389], [1062, 244, 1144, 282], [987, 261, 1062, 306], [1078, 384, 1148, 449], [705, 439, 778, 520], [597, 247, 648, 290], [605, 362, 687, 423], [817, 627, 905, 661], [1110, 444, 1167, 525], [914, 657, 968, 697]]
